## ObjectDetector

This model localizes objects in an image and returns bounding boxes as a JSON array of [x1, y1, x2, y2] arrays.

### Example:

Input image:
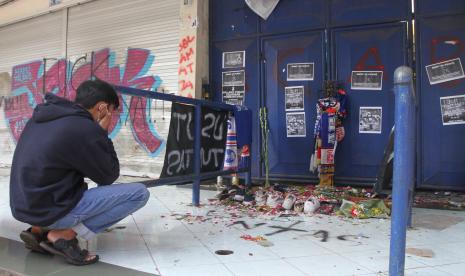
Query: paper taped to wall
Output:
[[245, 0, 280, 20]]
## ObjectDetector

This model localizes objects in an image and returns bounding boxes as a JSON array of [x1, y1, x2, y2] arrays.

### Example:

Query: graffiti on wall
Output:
[[3, 48, 164, 156], [178, 35, 196, 98], [430, 36, 464, 88], [348, 47, 386, 84]]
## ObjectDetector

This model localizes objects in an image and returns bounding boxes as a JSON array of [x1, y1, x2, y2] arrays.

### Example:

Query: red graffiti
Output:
[[178, 35, 196, 98], [431, 36, 464, 88], [38, 59, 68, 99], [349, 47, 385, 84], [179, 80, 194, 91], [178, 63, 194, 76], [179, 35, 195, 52], [179, 47, 194, 64], [4, 48, 164, 156], [354, 47, 385, 71], [11, 61, 44, 105], [4, 94, 33, 141], [275, 48, 305, 89]]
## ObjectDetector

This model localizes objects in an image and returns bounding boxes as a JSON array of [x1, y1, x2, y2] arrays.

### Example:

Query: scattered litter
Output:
[[215, 250, 234, 255], [240, 234, 274, 247], [213, 184, 392, 220], [304, 196, 320, 214], [337, 199, 390, 219], [414, 191, 465, 211], [406, 248, 434, 258], [172, 213, 211, 223], [241, 235, 266, 242], [257, 240, 274, 247], [104, 226, 127, 232]]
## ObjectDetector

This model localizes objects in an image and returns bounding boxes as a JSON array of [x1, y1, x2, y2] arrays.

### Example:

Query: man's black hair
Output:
[[74, 79, 119, 109]]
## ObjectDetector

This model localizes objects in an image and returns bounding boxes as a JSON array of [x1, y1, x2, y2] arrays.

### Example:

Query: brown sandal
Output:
[[40, 238, 98, 266], [19, 227, 50, 255]]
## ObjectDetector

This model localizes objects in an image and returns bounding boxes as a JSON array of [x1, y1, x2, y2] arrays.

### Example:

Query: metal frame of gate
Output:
[[115, 85, 252, 206]]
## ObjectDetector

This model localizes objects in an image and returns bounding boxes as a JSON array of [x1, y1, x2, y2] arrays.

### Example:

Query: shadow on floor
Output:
[[0, 236, 158, 276]]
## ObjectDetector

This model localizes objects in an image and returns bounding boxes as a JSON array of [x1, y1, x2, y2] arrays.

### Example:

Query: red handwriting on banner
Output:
[[4, 48, 164, 156], [430, 36, 464, 88], [178, 35, 196, 98], [348, 47, 385, 84]]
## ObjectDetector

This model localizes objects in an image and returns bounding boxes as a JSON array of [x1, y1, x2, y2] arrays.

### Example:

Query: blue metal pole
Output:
[[389, 66, 415, 276], [192, 104, 202, 206]]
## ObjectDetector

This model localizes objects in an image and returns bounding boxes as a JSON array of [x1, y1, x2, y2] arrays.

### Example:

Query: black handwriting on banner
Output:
[[160, 103, 228, 178]]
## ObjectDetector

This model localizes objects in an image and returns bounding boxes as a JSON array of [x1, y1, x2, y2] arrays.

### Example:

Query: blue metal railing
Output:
[[389, 66, 416, 276], [115, 85, 252, 206]]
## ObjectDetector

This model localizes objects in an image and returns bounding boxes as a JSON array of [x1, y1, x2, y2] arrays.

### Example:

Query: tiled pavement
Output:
[[1, 170, 465, 275]]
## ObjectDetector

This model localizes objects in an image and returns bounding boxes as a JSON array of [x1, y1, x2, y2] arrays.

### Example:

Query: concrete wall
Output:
[[178, 0, 209, 99]]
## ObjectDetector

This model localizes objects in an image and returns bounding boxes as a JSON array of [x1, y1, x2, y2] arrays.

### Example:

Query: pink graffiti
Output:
[[4, 48, 163, 156]]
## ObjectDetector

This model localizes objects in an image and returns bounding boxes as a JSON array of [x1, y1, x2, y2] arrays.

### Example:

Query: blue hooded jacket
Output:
[[9, 93, 120, 226]]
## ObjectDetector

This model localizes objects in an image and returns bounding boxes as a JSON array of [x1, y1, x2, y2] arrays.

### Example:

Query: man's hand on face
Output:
[[97, 104, 113, 132]]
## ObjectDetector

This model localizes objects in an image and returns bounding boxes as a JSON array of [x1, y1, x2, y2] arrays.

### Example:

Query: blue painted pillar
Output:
[[192, 104, 202, 206], [389, 66, 415, 276]]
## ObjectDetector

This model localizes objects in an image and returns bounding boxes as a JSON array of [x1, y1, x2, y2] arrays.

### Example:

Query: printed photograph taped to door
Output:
[[222, 51, 245, 69], [426, 58, 465, 85], [285, 86, 305, 111], [287, 63, 314, 81], [359, 107, 382, 134], [222, 70, 245, 86], [440, 95, 465, 126], [351, 71, 383, 90], [286, 112, 306, 137]]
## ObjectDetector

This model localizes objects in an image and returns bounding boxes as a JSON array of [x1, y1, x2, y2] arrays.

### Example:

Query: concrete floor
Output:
[[1, 168, 465, 276]]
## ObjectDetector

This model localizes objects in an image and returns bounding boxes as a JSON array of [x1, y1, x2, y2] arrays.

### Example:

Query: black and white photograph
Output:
[[222, 86, 245, 106], [222, 70, 245, 86], [351, 71, 383, 90], [285, 86, 305, 111], [440, 95, 465, 125], [286, 112, 306, 137], [287, 63, 314, 81], [426, 58, 465, 85], [359, 107, 382, 134], [222, 51, 246, 69]]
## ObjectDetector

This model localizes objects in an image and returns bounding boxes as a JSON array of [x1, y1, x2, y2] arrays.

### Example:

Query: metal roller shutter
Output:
[[0, 11, 64, 165], [0, 11, 64, 75], [67, 0, 179, 94], [66, 0, 179, 176]]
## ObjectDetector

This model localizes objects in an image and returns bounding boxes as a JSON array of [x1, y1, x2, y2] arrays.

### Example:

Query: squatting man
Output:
[[10, 79, 150, 265]]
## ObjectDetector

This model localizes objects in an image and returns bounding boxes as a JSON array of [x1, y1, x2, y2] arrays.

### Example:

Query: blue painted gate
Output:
[[415, 1, 465, 190], [211, 38, 261, 178], [331, 23, 408, 184], [262, 31, 325, 179], [210, 0, 465, 190]]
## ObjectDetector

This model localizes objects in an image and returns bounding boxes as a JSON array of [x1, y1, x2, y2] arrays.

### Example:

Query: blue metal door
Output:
[[210, 0, 258, 41], [416, 14, 465, 190], [260, 0, 327, 35], [211, 38, 261, 178], [262, 31, 325, 179], [415, 0, 465, 17], [332, 23, 408, 184], [330, 0, 410, 27]]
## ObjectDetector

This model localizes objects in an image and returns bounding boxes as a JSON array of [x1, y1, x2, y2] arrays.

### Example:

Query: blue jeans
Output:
[[47, 183, 150, 240]]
